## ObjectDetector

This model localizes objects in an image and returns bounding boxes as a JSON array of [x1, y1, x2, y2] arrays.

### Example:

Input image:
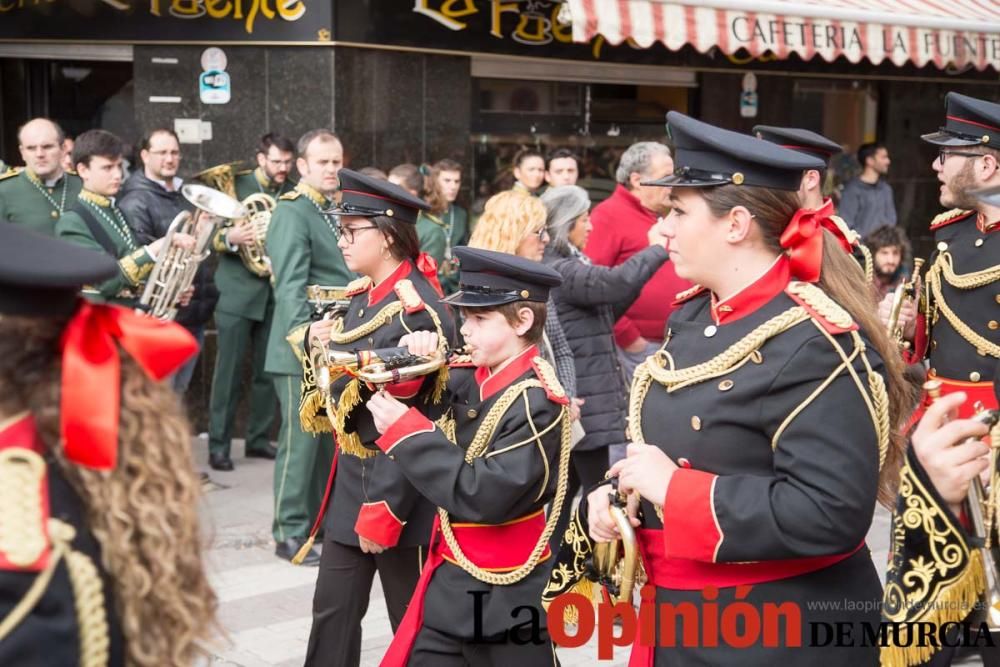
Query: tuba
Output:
[[886, 257, 925, 350], [590, 482, 639, 605], [138, 184, 246, 321], [925, 380, 1000, 629], [197, 162, 275, 277]]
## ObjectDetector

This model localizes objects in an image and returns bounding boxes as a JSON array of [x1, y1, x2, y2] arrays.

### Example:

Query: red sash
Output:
[[380, 510, 551, 666], [907, 373, 997, 430], [627, 528, 861, 667]]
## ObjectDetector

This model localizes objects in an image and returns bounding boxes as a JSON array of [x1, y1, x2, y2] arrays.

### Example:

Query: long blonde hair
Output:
[[0, 315, 218, 667], [468, 190, 547, 254]]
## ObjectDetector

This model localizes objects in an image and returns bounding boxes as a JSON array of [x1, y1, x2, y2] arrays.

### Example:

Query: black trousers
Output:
[[304, 537, 424, 667], [409, 624, 560, 667], [549, 447, 610, 551]]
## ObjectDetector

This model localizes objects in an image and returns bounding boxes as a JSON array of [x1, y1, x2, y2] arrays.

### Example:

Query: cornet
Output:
[[589, 480, 639, 606], [138, 184, 245, 321], [886, 257, 925, 350], [313, 344, 445, 397], [925, 380, 1000, 629]]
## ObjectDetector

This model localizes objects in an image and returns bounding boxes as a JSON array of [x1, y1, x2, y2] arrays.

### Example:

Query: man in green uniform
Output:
[[54, 129, 193, 307], [206, 133, 297, 471], [265, 129, 352, 565], [0, 118, 82, 235]]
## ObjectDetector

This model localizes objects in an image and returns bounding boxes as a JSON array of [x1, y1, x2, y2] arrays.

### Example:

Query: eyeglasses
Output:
[[333, 224, 379, 244], [938, 149, 983, 167]]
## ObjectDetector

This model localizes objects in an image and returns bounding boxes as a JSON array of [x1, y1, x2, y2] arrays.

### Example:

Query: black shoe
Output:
[[275, 537, 320, 566], [209, 452, 234, 471], [246, 443, 277, 460]]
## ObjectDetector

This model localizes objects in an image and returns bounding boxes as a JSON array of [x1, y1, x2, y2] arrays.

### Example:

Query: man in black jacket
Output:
[[118, 127, 219, 392]]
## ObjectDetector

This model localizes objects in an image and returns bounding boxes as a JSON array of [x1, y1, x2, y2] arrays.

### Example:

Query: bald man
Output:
[[0, 118, 82, 235]]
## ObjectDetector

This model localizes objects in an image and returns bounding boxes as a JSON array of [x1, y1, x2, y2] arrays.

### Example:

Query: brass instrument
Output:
[[590, 482, 639, 605], [197, 162, 275, 277], [306, 284, 350, 317], [925, 380, 1000, 629], [887, 257, 925, 350], [139, 184, 246, 321]]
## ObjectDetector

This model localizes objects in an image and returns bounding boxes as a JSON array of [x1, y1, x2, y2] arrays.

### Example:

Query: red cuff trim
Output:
[[383, 377, 424, 400], [355, 500, 405, 547], [375, 407, 435, 455], [662, 469, 722, 562]]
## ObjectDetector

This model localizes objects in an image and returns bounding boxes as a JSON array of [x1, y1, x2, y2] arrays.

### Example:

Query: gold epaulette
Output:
[[785, 281, 855, 333], [531, 356, 568, 405], [394, 279, 425, 314], [930, 208, 973, 231], [673, 284, 707, 304], [278, 190, 301, 201], [0, 167, 21, 182], [0, 446, 50, 570], [344, 275, 372, 297]]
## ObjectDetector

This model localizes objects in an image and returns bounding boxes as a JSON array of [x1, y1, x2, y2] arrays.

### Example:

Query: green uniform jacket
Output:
[[211, 168, 297, 320], [415, 204, 468, 294], [55, 192, 155, 306], [0, 168, 82, 236], [264, 182, 353, 376]]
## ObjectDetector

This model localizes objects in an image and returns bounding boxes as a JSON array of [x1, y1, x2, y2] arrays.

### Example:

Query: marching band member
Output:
[[366, 246, 570, 666], [301, 169, 456, 667], [584, 113, 909, 665], [0, 224, 215, 666]]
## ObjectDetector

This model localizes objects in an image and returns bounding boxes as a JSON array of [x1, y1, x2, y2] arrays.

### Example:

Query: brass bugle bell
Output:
[[591, 483, 639, 605]]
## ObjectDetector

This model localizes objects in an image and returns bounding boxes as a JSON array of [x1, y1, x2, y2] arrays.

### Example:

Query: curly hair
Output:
[[468, 190, 547, 255], [0, 314, 218, 667]]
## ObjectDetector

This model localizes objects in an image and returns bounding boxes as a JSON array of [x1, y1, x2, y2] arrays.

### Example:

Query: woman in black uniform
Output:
[[302, 169, 456, 667], [589, 113, 910, 666]]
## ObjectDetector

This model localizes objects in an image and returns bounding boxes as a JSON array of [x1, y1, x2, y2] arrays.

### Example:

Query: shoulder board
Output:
[[785, 281, 857, 334], [530, 356, 569, 405], [0, 416, 52, 572], [344, 275, 373, 297], [394, 279, 425, 314], [930, 208, 974, 231], [0, 167, 22, 182], [672, 284, 707, 306], [278, 190, 301, 201]]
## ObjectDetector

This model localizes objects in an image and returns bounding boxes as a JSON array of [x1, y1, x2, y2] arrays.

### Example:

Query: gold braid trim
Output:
[[786, 281, 855, 330], [928, 257, 1000, 358], [329, 302, 405, 344], [119, 248, 152, 286], [859, 242, 875, 285], [643, 306, 811, 389], [333, 378, 372, 458], [56, 519, 110, 667], [868, 369, 890, 471], [435, 413, 457, 444], [438, 380, 572, 584]]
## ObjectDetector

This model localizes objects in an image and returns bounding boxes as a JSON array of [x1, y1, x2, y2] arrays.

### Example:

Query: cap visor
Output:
[[440, 290, 519, 308], [641, 174, 730, 188], [920, 130, 982, 147]]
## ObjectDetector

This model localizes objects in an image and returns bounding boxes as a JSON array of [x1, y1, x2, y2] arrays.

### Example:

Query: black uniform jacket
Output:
[[305, 259, 457, 549], [374, 345, 571, 638], [630, 258, 887, 665], [914, 209, 999, 383], [0, 413, 124, 667]]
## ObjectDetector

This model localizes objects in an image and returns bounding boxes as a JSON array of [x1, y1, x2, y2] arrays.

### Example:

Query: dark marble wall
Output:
[[131, 45, 472, 432]]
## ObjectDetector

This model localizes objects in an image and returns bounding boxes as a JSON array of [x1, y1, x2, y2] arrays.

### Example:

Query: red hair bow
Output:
[[60, 302, 198, 470], [416, 252, 444, 297], [779, 203, 828, 283]]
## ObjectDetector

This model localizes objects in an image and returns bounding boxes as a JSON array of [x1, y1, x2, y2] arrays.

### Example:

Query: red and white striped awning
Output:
[[566, 0, 1000, 71]]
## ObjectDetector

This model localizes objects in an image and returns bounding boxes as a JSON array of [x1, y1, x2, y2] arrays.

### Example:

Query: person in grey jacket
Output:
[[540, 185, 670, 545]]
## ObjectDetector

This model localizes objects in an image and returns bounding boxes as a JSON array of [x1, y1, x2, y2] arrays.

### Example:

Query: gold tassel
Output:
[[298, 384, 333, 434], [432, 365, 449, 404], [880, 549, 986, 667], [291, 535, 316, 565], [332, 379, 375, 458]]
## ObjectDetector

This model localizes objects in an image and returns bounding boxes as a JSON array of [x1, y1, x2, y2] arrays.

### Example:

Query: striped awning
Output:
[[566, 0, 1000, 71]]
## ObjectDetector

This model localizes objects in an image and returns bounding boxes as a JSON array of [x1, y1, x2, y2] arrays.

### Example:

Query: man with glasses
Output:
[[265, 129, 352, 565], [881, 91, 1000, 408], [119, 127, 216, 393], [0, 117, 82, 235], [206, 133, 296, 472]]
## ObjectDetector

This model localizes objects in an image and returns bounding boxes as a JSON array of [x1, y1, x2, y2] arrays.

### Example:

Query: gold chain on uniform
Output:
[[79, 195, 136, 251], [25, 171, 69, 215], [927, 253, 1000, 358], [437, 379, 572, 585]]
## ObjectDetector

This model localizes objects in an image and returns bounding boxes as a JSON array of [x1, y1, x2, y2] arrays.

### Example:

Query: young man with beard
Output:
[[866, 224, 911, 301]]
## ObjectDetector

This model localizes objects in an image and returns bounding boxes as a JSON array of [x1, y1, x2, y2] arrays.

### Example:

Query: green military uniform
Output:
[[264, 180, 353, 543], [207, 168, 296, 460], [415, 203, 468, 294], [0, 168, 82, 236], [54, 190, 155, 306]]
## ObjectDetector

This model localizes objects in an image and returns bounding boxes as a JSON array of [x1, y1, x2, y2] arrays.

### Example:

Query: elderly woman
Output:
[[539, 184, 670, 545]]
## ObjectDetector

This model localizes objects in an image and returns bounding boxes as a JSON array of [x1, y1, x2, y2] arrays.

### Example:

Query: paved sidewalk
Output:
[[198, 435, 893, 667]]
